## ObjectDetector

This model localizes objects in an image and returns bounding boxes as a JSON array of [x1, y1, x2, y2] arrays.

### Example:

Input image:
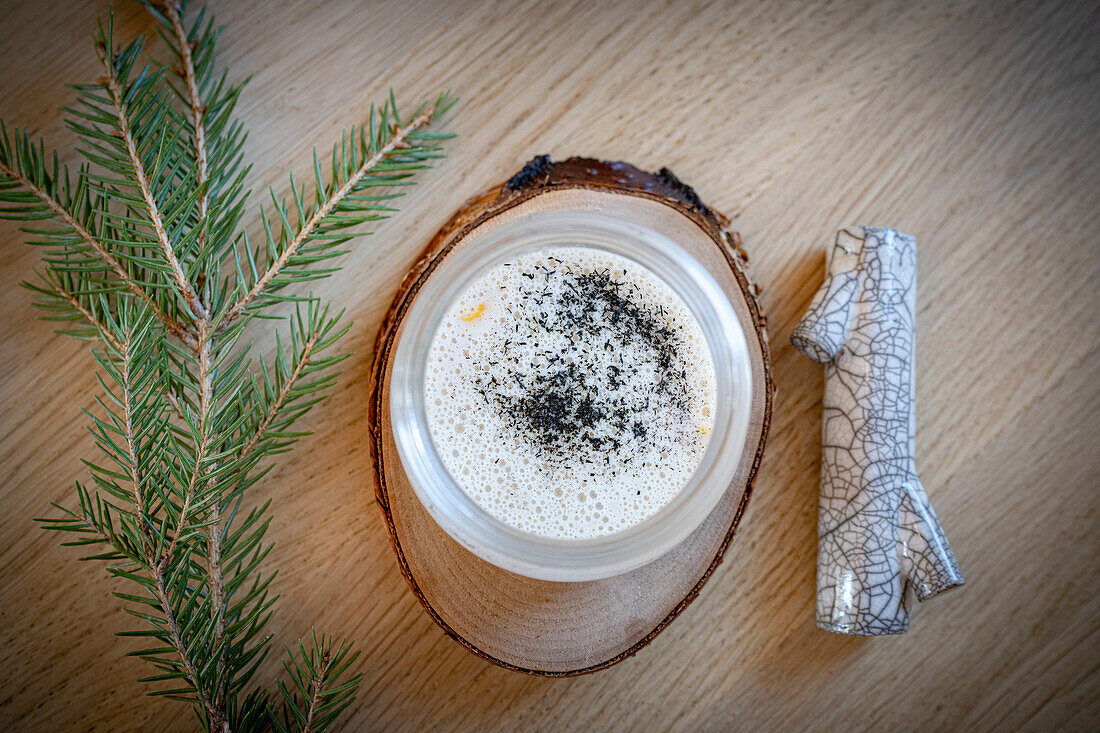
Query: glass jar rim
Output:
[[390, 209, 752, 581]]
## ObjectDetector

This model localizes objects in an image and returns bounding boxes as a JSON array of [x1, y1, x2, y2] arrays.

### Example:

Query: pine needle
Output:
[[0, 2, 455, 730]]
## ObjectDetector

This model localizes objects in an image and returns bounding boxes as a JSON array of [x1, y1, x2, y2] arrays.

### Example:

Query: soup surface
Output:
[[425, 246, 716, 539]]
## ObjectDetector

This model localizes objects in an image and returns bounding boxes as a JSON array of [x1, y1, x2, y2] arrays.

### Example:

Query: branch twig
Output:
[[53, 283, 123, 352], [238, 326, 322, 462], [119, 335, 154, 550], [0, 160, 195, 347], [192, 332, 229, 718], [70, 503, 223, 729], [217, 104, 437, 332], [150, 561, 227, 731], [119, 331, 224, 728], [163, 1, 210, 252], [301, 646, 332, 733], [164, 328, 210, 563], [164, 0, 213, 325], [99, 44, 209, 324]]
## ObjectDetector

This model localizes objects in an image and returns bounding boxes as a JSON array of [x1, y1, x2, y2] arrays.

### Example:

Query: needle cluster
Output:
[[0, 2, 454, 730]]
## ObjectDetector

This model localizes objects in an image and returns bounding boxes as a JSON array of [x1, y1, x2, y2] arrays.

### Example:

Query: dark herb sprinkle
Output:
[[474, 255, 696, 473]]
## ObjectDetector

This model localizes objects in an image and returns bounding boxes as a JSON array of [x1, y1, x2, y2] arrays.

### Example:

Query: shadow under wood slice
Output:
[[366, 157, 774, 675]]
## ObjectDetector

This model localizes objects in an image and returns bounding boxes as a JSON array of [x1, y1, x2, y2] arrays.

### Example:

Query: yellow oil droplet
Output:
[[700, 426, 710, 435], [459, 303, 486, 322]]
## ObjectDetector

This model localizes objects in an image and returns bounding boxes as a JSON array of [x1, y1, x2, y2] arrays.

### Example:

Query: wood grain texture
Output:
[[0, 0, 1097, 730]]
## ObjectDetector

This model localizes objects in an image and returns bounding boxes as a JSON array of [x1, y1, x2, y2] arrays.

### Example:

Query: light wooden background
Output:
[[1, 0, 1097, 730]]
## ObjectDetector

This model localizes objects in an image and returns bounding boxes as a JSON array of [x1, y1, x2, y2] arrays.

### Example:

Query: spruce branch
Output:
[[2, 2, 455, 730], [21, 270, 124, 350], [239, 301, 350, 463], [190, 324, 231, 725], [161, 0, 211, 237], [207, 495, 227, 716], [118, 324, 153, 526], [57, 288, 123, 350], [164, 335, 209, 561], [0, 156, 127, 287], [151, 560, 224, 729], [74, 304, 224, 726], [0, 142, 193, 345], [272, 632, 363, 733], [217, 92, 454, 332], [97, 29, 208, 322]]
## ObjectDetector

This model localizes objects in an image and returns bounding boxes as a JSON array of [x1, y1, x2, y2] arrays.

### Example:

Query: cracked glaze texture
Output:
[[791, 226, 964, 636]]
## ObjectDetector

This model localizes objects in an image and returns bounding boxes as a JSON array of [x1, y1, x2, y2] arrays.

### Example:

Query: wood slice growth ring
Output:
[[367, 157, 773, 676]]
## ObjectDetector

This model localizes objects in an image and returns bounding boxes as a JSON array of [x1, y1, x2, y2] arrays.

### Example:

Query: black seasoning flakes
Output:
[[473, 255, 694, 473], [424, 246, 718, 540]]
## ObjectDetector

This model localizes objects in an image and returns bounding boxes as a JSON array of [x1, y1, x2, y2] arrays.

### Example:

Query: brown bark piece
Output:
[[366, 157, 774, 676]]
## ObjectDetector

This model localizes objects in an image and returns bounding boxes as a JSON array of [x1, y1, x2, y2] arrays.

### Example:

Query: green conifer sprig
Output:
[[0, 1, 455, 730], [272, 630, 364, 733]]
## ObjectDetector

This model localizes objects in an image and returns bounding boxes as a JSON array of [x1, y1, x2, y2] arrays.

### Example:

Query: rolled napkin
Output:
[[791, 225, 964, 636]]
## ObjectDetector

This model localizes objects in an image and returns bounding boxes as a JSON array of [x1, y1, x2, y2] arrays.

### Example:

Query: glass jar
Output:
[[390, 210, 752, 581]]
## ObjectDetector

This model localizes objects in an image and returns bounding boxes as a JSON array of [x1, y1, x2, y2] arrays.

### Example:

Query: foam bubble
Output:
[[424, 247, 716, 540]]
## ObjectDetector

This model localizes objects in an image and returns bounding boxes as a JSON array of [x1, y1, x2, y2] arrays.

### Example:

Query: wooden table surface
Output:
[[1, 0, 1097, 730]]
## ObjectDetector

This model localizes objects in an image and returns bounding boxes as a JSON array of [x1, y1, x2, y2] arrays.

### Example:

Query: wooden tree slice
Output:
[[367, 157, 774, 676]]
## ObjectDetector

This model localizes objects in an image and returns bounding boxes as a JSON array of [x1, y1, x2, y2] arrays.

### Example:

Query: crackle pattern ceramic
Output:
[[791, 226, 964, 636]]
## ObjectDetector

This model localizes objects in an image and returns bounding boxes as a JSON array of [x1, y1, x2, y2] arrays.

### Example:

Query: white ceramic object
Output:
[[791, 225, 964, 635]]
